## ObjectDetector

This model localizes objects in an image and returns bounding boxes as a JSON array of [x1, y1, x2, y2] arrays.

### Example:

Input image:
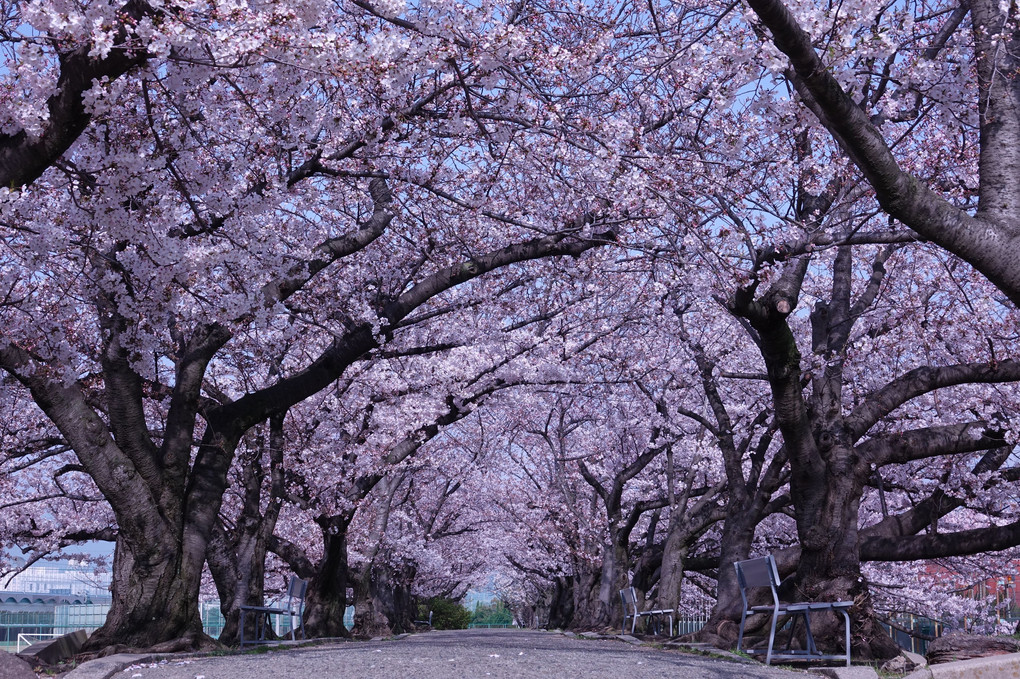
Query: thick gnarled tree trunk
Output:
[[352, 562, 415, 636], [304, 517, 354, 639], [544, 576, 575, 629], [89, 533, 208, 651], [351, 568, 391, 638], [569, 564, 604, 630], [206, 414, 288, 646]]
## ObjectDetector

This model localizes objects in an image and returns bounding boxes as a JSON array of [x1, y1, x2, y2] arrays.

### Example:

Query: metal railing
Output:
[[0, 601, 228, 651], [878, 611, 950, 655], [467, 623, 515, 628], [674, 615, 709, 636]]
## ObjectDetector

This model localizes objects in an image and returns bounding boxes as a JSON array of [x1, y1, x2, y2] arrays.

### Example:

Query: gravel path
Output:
[[76, 629, 811, 679]]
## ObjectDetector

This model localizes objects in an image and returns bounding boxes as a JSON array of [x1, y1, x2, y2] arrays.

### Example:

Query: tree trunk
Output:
[[364, 562, 415, 635], [698, 518, 757, 645], [631, 512, 662, 598], [569, 564, 602, 630], [206, 524, 241, 645], [593, 533, 629, 630], [207, 518, 272, 646], [546, 576, 575, 629], [649, 486, 727, 619], [788, 439, 899, 660], [927, 633, 1020, 664], [350, 554, 414, 636], [304, 519, 352, 638], [655, 523, 689, 613], [206, 416, 287, 646], [351, 565, 392, 638], [85, 533, 210, 652]]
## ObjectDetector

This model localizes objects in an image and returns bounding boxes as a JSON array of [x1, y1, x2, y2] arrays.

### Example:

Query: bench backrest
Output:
[[619, 587, 639, 612], [733, 554, 781, 610], [285, 575, 308, 613]]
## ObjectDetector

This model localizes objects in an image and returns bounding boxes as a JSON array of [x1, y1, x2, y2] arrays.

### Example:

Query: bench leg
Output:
[[839, 608, 851, 667], [765, 612, 780, 666], [736, 610, 748, 653], [795, 611, 818, 656], [805, 611, 824, 656], [786, 612, 800, 653], [258, 611, 271, 642]]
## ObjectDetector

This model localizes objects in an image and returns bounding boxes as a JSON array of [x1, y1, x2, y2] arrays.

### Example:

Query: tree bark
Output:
[[303, 516, 354, 638], [594, 532, 629, 630], [206, 414, 287, 645], [698, 514, 761, 644], [87, 533, 211, 652], [351, 566, 392, 638], [546, 576, 575, 629], [569, 564, 603, 630], [655, 531, 689, 617], [352, 562, 415, 636]]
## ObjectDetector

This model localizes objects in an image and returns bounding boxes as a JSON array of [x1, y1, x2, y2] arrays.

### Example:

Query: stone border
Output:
[[902, 652, 1020, 678]]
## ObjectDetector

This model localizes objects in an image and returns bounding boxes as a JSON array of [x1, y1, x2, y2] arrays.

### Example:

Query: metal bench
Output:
[[239, 575, 308, 648], [619, 587, 674, 636], [734, 554, 851, 666]]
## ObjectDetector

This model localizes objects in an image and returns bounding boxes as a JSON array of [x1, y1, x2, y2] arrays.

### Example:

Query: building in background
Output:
[[2, 563, 111, 599], [0, 564, 334, 649], [0, 563, 112, 651]]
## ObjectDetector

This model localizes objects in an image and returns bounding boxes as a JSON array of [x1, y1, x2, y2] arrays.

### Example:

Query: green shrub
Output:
[[420, 596, 471, 630]]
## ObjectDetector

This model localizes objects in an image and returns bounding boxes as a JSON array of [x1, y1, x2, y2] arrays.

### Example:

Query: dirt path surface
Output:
[[71, 629, 811, 679]]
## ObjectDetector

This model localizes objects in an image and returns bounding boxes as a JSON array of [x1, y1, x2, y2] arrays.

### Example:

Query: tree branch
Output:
[[0, 0, 155, 189]]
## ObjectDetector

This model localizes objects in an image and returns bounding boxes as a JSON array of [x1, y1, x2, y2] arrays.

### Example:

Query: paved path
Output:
[[74, 629, 812, 679]]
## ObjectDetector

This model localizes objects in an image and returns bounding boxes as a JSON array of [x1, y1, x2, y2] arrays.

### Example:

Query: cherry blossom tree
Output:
[[0, 0, 641, 649], [348, 431, 499, 636], [266, 359, 525, 637], [739, 0, 1020, 304], [725, 227, 1020, 657], [618, 12, 1020, 647], [9, 0, 1020, 657], [482, 392, 610, 629], [0, 378, 116, 574]]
